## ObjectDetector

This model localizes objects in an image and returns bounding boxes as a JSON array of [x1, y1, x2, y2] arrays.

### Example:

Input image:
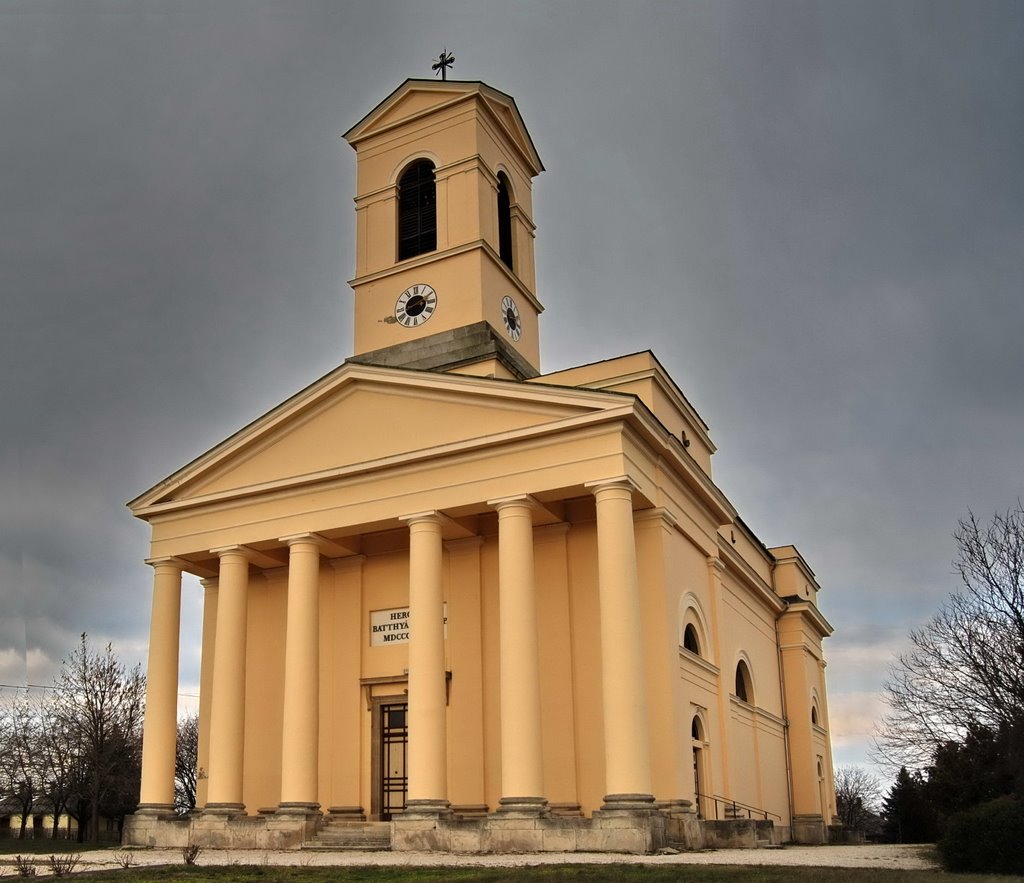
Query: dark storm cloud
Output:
[[2, 0, 1022, 766]]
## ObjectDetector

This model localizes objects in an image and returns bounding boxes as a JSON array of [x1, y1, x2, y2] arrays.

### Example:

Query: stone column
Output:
[[205, 546, 251, 813], [278, 535, 323, 812], [589, 477, 655, 809], [196, 578, 218, 809], [400, 512, 450, 815], [490, 496, 546, 813], [137, 559, 183, 812]]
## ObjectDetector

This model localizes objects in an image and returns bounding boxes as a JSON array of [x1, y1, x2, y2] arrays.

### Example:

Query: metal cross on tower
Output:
[[431, 49, 455, 80]]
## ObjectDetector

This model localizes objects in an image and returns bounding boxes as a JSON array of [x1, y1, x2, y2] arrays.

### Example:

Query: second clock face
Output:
[[501, 295, 522, 341], [395, 284, 437, 327]]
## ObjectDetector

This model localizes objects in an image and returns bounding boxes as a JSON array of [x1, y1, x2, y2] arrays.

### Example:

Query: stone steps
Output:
[[304, 821, 392, 852]]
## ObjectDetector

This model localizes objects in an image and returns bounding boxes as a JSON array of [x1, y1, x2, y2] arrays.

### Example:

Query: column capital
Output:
[[209, 544, 257, 562], [279, 532, 327, 549], [585, 475, 641, 496], [487, 494, 537, 512], [144, 556, 189, 573], [399, 510, 443, 527]]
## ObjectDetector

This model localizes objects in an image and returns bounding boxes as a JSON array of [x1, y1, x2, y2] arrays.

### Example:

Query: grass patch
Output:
[[61, 864, 1014, 883]]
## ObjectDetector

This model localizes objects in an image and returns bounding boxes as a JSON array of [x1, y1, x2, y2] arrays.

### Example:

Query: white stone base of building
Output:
[[122, 802, 712, 853]]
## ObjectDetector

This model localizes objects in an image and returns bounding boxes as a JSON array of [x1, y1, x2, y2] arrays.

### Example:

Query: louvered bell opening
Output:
[[398, 161, 437, 261], [497, 175, 513, 271]]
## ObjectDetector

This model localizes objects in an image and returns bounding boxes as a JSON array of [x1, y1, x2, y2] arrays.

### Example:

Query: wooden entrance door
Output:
[[376, 701, 408, 820]]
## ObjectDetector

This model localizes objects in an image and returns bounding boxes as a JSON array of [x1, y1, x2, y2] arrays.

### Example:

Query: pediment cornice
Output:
[[128, 363, 630, 513], [344, 79, 543, 175]]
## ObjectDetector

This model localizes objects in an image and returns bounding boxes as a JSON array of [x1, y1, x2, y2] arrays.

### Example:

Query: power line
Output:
[[0, 683, 199, 698]]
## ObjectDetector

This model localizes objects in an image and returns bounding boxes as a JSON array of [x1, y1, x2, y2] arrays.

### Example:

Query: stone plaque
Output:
[[370, 604, 447, 646]]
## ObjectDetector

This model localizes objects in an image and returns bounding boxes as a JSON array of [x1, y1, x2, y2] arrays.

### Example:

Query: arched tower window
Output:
[[397, 160, 436, 261], [497, 172, 513, 271], [735, 659, 754, 704], [683, 624, 701, 656]]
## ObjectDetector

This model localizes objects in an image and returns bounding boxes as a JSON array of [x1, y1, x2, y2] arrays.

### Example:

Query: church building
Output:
[[124, 77, 838, 853]]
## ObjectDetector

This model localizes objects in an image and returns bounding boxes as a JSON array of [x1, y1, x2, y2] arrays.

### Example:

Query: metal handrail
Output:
[[695, 792, 781, 822]]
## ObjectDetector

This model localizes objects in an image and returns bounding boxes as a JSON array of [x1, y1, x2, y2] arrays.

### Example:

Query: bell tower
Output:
[[344, 79, 544, 380]]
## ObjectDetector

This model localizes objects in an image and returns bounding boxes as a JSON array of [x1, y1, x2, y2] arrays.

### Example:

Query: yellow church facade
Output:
[[124, 79, 838, 853]]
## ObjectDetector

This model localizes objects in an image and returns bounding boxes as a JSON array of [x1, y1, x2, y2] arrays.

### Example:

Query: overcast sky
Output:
[[2, 0, 1022, 782]]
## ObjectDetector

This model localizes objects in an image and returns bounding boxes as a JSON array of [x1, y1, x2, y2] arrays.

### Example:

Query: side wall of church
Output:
[[717, 570, 789, 819]]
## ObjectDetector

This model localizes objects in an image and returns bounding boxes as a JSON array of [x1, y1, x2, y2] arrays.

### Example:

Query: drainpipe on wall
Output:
[[772, 558, 796, 834]]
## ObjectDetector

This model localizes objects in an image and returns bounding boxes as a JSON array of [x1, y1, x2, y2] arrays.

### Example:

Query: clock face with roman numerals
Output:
[[395, 284, 437, 327], [501, 295, 522, 341]]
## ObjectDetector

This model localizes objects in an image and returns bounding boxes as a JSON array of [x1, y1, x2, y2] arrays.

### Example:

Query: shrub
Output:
[[13, 855, 36, 877], [181, 842, 202, 866], [47, 853, 80, 877], [114, 850, 136, 869], [938, 795, 1024, 874]]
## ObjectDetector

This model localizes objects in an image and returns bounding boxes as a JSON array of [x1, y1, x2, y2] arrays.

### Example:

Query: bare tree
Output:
[[35, 698, 79, 839], [174, 712, 199, 814], [834, 765, 882, 831], [50, 635, 146, 842], [876, 503, 1024, 768], [0, 696, 40, 838]]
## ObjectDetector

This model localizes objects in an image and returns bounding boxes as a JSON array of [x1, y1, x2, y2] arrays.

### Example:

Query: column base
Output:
[[327, 805, 366, 820], [600, 792, 657, 812], [134, 802, 176, 817], [495, 796, 549, 816], [277, 802, 320, 815], [203, 802, 246, 816], [656, 798, 696, 817], [401, 798, 452, 818]]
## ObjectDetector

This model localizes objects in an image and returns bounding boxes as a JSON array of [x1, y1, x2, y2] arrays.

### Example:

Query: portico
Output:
[[130, 419, 676, 848]]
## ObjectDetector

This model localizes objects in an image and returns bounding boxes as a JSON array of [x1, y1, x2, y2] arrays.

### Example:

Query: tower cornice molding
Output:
[[345, 80, 543, 176], [348, 239, 543, 315]]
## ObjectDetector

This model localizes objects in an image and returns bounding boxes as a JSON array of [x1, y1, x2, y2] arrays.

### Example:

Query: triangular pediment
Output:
[[345, 79, 543, 174], [131, 364, 625, 510]]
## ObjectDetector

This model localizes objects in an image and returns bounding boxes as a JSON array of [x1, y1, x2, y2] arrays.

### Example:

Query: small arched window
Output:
[[683, 624, 701, 656], [691, 716, 704, 741], [811, 703, 820, 726], [497, 172, 513, 271], [735, 660, 753, 704], [398, 160, 436, 261]]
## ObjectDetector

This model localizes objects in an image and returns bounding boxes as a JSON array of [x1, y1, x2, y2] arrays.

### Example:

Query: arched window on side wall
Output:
[[398, 160, 437, 261], [811, 701, 820, 726], [735, 659, 754, 704], [497, 172, 514, 271], [683, 624, 701, 656]]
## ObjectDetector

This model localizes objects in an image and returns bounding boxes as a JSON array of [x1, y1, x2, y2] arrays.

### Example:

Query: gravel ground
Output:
[[17, 843, 939, 873]]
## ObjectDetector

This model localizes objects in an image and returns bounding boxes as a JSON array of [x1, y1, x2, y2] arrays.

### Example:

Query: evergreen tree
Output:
[[927, 720, 1017, 820], [881, 766, 939, 843]]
